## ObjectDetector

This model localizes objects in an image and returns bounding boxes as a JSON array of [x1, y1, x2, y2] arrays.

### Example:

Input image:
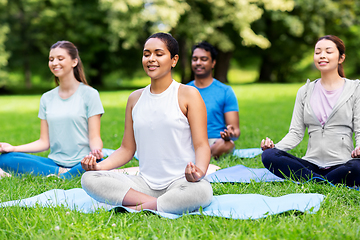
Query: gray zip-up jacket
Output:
[[276, 78, 360, 168]]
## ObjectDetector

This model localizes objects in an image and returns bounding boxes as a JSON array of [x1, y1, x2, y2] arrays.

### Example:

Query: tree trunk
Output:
[[24, 56, 32, 89], [18, 1, 31, 89], [352, 61, 360, 77], [90, 64, 103, 87], [178, 38, 190, 84], [89, 51, 105, 86], [13, 0, 32, 88], [258, 54, 273, 83], [90, 71, 102, 87], [214, 50, 232, 83]]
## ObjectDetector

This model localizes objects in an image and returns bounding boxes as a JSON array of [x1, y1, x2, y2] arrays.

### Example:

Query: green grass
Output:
[[1, 82, 360, 239]]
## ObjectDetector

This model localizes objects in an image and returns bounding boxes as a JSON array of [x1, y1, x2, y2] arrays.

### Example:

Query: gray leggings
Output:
[[81, 171, 213, 214]]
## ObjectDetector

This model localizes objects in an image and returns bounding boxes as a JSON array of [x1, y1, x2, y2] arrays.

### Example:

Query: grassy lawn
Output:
[[1, 82, 360, 239]]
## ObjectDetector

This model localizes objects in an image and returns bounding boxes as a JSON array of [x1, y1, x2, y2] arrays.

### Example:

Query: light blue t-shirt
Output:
[[38, 83, 104, 167], [187, 79, 239, 138]]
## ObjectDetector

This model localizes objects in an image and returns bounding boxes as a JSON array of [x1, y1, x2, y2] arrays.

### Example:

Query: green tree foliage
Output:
[[0, 25, 9, 86], [5, 0, 51, 89], [33, 0, 111, 86], [0, 0, 9, 89], [253, 0, 359, 82], [336, 0, 360, 78], [99, 0, 189, 50], [98, 0, 295, 83], [3, 0, 112, 88], [97, 0, 191, 81], [174, 0, 294, 82], [1, 0, 359, 88]]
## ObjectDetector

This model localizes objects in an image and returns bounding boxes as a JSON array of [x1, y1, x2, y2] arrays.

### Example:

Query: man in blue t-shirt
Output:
[[187, 41, 240, 158]]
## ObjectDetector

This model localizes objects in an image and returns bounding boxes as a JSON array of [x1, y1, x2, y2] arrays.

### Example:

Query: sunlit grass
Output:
[[228, 66, 258, 84]]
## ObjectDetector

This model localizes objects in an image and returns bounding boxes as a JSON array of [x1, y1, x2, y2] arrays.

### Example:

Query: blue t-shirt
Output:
[[187, 79, 239, 138]]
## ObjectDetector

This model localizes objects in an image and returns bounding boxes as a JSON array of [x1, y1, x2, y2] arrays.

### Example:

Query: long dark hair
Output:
[[317, 35, 345, 78], [50, 41, 88, 86]]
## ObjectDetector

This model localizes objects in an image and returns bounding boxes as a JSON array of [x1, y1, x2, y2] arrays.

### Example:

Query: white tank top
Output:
[[132, 80, 195, 190]]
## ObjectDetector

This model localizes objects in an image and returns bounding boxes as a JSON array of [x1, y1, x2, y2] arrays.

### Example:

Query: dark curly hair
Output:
[[145, 32, 179, 59]]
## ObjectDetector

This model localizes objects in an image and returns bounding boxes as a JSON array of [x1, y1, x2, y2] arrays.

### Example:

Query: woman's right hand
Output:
[[0, 143, 15, 153], [261, 137, 275, 150], [351, 146, 360, 158], [81, 154, 101, 171]]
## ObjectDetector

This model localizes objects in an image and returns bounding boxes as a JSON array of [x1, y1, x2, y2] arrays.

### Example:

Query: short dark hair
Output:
[[145, 32, 179, 59], [191, 41, 218, 61]]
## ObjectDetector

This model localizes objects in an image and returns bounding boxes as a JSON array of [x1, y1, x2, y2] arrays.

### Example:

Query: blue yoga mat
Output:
[[102, 148, 263, 159], [233, 148, 263, 158], [0, 188, 324, 220], [208, 165, 283, 183]]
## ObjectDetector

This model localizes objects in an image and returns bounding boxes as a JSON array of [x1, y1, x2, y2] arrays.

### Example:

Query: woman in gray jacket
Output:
[[261, 35, 360, 187]]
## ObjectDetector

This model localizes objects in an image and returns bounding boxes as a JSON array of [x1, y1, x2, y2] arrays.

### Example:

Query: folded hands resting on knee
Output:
[[0, 143, 15, 153], [351, 146, 360, 158], [81, 150, 103, 171], [220, 125, 236, 141], [185, 162, 205, 182], [260, 137, 275, 151]]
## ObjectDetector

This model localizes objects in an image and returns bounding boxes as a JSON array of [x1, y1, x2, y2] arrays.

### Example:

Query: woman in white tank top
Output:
[[80, 33, 213, 214]]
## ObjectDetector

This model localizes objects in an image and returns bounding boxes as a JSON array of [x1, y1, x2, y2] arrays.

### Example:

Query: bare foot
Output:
[[0, 168, 11, 178], [58, 167, 71, 175], [125, 199, 158, 211], [207, 164, 221, 175]]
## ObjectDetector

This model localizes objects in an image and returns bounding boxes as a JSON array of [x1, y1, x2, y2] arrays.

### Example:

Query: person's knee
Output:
[[346, 159, 360, 175], [193, 181, 213, 205], [81, 171, 98, 190], [60, 164, 85, 179], [0, 152, 24, 171], [158, 180, 213, 214], [330, 160, 360, 186], [0, 153, 11, 165], [261, 148, 277, 168], [211, 139, 234, 158], [0, 152, 20, 161]]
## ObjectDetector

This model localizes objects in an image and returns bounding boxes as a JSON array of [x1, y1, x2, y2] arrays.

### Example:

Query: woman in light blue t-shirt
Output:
[[0, 41, 104, 179]]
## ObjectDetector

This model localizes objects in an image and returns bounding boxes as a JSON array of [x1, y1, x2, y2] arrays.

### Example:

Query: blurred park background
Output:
[[0, 0, 359, 93]]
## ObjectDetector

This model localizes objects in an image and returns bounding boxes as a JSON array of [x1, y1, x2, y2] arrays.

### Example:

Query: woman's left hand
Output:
[[91, 149, 104, 159], [185, 162, 205, 182], [261, 137, 275, 150], [351, 146, 360, 158]]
